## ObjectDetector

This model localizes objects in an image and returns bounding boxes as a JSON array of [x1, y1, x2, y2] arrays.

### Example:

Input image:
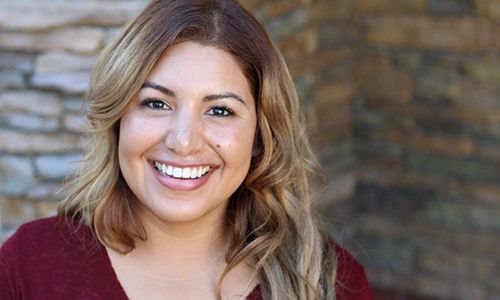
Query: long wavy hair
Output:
[[59, 0, 336, 298]]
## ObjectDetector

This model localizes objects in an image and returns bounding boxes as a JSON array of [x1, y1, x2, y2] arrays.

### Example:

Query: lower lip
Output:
[[150, 164, 214, 191]]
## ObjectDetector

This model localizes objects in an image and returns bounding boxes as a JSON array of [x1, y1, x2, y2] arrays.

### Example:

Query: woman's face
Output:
[[118, 41, 257, 227]]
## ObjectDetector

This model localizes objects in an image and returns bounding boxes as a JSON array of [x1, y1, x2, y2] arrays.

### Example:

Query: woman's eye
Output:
[[209, 106, 234, 117], [142, 99, 169, 110]]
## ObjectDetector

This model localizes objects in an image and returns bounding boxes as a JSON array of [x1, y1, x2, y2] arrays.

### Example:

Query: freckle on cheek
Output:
[[217, 144, 221, 148]]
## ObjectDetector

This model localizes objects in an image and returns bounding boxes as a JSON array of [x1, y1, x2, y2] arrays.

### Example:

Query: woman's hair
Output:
[[59, 0, 336, 298]]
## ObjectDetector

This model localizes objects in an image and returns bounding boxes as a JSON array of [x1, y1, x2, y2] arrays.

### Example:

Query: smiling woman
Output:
[[0, 0, 373, 299]]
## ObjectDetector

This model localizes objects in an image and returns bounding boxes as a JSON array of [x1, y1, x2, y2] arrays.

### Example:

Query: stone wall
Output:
[[344, 0, 500, 299], [0, 1, 148, 241], [1, 1, 500, 299]]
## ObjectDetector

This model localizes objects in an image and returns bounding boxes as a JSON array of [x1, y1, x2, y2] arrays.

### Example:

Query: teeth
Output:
[[173, 167, 182, 178], [154, 162, 211, 179]]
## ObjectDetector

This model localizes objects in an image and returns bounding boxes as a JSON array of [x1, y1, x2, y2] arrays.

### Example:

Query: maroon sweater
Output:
[[0, 217, 374, 299]]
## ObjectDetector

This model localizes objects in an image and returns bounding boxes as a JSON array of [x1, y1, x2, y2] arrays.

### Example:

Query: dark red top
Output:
[[0, 217, 374, 299]]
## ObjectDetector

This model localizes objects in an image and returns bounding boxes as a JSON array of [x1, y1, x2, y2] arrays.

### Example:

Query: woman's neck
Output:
[[105, 207, 259, 299]]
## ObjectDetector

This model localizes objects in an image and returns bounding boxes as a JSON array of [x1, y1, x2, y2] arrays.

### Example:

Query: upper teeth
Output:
[[154, 161, 211, 179]]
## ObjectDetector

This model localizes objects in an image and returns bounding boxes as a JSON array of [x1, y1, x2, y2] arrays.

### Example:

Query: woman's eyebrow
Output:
[[141, 82, 175, 97], [142, 81, 247, 105], [204, 93, 246, 105]]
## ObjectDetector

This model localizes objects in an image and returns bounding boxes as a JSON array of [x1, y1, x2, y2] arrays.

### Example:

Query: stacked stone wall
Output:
[[0, 1, 148, 240], [345, 0, 500, 299]]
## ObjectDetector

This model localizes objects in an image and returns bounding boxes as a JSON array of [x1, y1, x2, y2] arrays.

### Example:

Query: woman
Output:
[[0, 0, 374, 299]]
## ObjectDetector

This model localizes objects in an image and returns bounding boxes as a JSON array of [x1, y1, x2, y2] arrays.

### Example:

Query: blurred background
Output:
[[1, 0, 499, 299]]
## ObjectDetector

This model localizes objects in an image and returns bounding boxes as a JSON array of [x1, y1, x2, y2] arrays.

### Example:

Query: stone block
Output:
[[417, 18, 491, 52], [316, 139, 356, 173], [311, 105, 352, 148], [315, 78, 355, 111], [27, 183, 65, 202], [353, 111, 389, 143], [0, 91, 62, 117], [385, 128, 476, 157], [353, 0, 426, 15], [414, 65, 462, 106], [445, 228, 500, 256], [465, 56, 500, 84], [447, 181, 500, 206], [476, 142, 500, 162], [414, 114, 465, 136], [0, 130, 83, 154], [35, 51, 96, 74], [354, 233, 415, 274], [0, 155, 36, 196], [456, 281, 488, 300], [0, 197, 38, 230], [460, 79, 500, 110], [417, 250, 469, 277], [63, 113, 87, 132], [0, 27, 104, 54], [0, 53, 34, 72], [353, 183, 435, 219], [428, 0, 474, 15], [469, 205, 500, 231], [356, 54, 413, 104], [307, 47, 352, 73], [310, 0, 350, 23], [1, 113, 59, 131], [320, 171, 358, 205], [31, 71, 90, 94], [239, 0, 266, 10], [470, 256, 497, 279], [476, 0, 500, 20], [409, 152, 499, 182], [463, 121, 500, 142], [267, 9, 308, 42], [393, 273, 453, 299], [318, 23, 354, 50], [0, 72, 25, 90], [34, 153, 83, 180], [363, 17, 491, 53], [0, 2, 147, 31], [64, 96, 87, 112], [35, 200, 58, 219], [267, 0, 301, 18], [278, 28, 316, 67]]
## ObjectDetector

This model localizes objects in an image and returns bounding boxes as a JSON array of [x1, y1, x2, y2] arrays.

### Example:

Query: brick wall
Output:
[[1, 1, 500, 299]]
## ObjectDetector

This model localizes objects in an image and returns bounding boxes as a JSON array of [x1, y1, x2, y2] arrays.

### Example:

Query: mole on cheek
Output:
[[216, 144, 221, 148]]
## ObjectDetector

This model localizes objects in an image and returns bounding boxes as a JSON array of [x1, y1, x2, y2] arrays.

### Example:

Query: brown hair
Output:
[[59, 0, 336, 298]]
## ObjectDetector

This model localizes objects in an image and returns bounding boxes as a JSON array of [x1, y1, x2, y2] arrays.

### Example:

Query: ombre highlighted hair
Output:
[[59, 0, 337, 298]]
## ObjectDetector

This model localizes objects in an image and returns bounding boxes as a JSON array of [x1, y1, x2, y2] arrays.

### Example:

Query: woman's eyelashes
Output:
[[141, 98, 170, 110], [207, 105, 235, 117], [140, 98, 237, 118]]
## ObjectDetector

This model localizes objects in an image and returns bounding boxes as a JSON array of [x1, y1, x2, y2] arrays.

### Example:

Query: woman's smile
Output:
[[152, 161, 212, 180], [149, 160, 217, 192]]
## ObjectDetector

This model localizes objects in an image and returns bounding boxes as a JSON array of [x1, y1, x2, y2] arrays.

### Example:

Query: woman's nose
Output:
[[164, 109, 203, 156]]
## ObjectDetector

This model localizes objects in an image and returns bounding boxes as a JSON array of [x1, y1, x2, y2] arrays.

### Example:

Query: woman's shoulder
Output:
[[246, 239, 375, 300], [0, 215, 101, 270], [4, 215, 94, 249], [0, 215, 125, 299], [333, 242, 375, 300]]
